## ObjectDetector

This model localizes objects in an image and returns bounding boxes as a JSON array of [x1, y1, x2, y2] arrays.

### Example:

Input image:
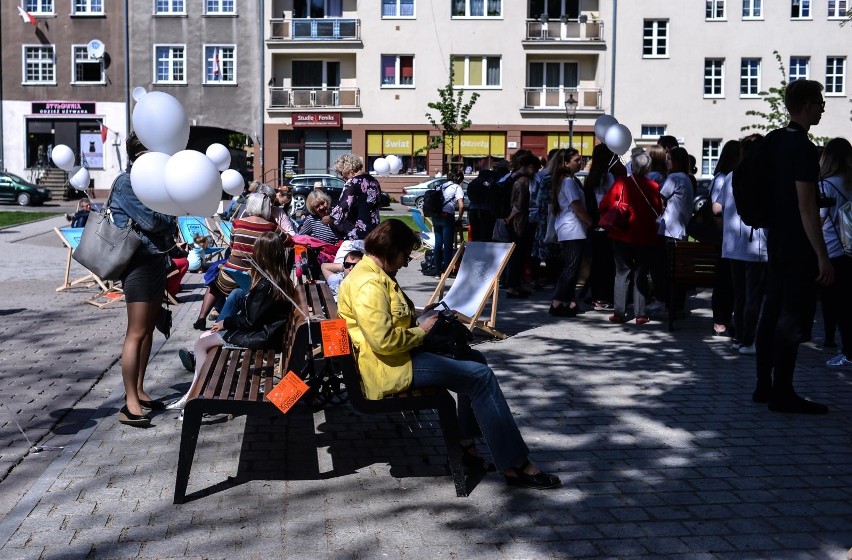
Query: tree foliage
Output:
[[417, 57, 480, 171]]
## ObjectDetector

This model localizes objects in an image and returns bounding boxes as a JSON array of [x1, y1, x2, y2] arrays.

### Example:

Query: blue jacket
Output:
[[108, 171, 176, 254]]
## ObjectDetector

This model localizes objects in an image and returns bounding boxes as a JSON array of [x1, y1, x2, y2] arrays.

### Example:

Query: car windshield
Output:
[[3, 172, 26, 183]]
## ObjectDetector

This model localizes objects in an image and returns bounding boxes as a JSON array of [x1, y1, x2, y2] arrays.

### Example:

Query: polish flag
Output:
[[100, 123, 109, 143], [213, 49, 220, 80], [17, 6, 37, 26]]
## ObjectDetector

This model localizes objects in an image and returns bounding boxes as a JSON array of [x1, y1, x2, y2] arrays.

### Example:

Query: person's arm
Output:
[[353, 279, 427, 355], [328, 181, 356, 234], [797, 180, 834, 286], [455, 186, 465, 223], [571, 200, 593, 228]]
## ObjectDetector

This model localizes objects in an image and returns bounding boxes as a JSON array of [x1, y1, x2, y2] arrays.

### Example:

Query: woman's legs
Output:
[[121, 300, 163, 416], [741, 261, 767, 347], [831, 255, 852, 357], [552, 240, 584, 308], [712, 257, 734, 333], [218, 288, 246, 323], [730, 260, 747, 345], [633, 245, 654, 318], [612, 241, 633, 318], [434, 214, 456, 273], [196, 288, 219, 322], [168, 331, 225, 410]]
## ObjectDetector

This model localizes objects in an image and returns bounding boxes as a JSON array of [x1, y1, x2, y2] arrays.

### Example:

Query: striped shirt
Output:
[[298, 215, 341, 244], [215, 218, 277, 295]]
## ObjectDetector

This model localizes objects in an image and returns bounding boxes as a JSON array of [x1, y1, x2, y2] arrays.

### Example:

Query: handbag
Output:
[[598, 184, 630, 233], [420, 306, 474, 360], [72, 179, 142, 281]]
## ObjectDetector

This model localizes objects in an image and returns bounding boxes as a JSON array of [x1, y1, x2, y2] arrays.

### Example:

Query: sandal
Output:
[[504, 459, 561, 490], [461, 443, 496, 472]]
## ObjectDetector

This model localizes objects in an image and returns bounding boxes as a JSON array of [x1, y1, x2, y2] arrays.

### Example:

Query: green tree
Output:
[[417, 57, 480, 172], [742, 51, 829, 144]]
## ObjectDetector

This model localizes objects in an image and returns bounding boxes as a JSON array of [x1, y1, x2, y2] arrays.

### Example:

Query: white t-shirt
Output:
[[555, 176, 587, 241], [819, 175, 850, 259], [440, 182, 465, 214], [720, 172, 767, 262], [709, 173, 726, 205], [594, 172, 616, 207], [658, 172, 694, 240]]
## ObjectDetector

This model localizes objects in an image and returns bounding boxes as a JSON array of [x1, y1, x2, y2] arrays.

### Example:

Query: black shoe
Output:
[[461, 443, 496, 473], [118, 405, 151, 427], [548, 305, 578, 317], [504, 460, 561, 490], [139, 399, 166, 411], [179, 348, 196, 373], [193, 318, 207, 331], [768, 394, 828, 414], [752, 385, 771, 403]]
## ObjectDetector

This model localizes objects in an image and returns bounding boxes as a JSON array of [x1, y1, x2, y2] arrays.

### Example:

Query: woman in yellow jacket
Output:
[[337, 219, 560, 490]]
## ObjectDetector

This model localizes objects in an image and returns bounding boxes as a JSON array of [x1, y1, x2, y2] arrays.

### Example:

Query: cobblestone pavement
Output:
[[0, 216, 851, 559]]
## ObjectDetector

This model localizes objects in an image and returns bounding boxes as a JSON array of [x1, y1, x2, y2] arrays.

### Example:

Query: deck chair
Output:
[[409, 208, 436, 249], [222, 267, 252, 292], [426, 241, 515, 339], [177, 216, 227, 260], [217, 219, 233, 244], [84, 282, 125, 308], [53, 226, 107, 292]]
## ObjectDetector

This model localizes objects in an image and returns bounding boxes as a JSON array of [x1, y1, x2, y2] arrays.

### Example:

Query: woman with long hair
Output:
[[531, 149, 565, 287], [646, 145, 668, 185], [707, 140, 740, 338], [818, 137, 852, 367], [548, 148, 593, 316]]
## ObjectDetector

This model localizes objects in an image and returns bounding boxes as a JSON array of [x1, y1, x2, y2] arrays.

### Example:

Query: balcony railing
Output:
[[524, 19, 604, 41], [269, 87, 360, 109], [269, 18, 360, 41], [523, 87, 602, 111]]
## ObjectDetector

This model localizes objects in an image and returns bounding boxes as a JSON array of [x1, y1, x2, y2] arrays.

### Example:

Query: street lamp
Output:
[[564, 94, 578, 148]]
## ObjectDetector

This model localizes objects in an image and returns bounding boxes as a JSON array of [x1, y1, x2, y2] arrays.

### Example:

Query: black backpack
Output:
[[466, 170, 496, 206], [422, 182, 449, 218], [488, 171, 517, 220], [732, 130, 779, 229]]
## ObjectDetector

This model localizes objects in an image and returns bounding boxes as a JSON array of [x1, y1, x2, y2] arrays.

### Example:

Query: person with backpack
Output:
[[752, 79, 834, 414], [431, 170, 465, 276], [466, 167, 497, 242], [500, 153, 542, 298], [817, 137, 852, 368]]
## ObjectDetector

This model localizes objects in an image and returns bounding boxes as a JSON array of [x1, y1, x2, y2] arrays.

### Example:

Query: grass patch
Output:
[[0, 211, 62, 229], [380, 214, 418, 232]]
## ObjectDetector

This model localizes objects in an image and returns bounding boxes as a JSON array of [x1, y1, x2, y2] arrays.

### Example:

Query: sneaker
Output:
[[646, 301, 665, 313], [826, 354, 852, 367], [731, 340, 742, 351], [738, 344, 756, 355], [178, 348, 196, 373], [593, 300, 614, 312]]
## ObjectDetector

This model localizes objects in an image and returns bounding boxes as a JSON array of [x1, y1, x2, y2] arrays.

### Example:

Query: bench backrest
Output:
[[668, 240, 717, 285]]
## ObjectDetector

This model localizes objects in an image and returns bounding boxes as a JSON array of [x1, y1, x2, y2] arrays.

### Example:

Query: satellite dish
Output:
[[86, 39, 105, 59]]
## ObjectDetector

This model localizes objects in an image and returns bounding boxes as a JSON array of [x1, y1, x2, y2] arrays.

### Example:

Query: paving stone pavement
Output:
[[1, 215, 851, 559]]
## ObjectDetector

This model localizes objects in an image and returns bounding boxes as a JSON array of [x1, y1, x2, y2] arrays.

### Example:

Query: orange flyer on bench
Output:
[[320, 318, 350, 357], [266, 371, 309, 414]]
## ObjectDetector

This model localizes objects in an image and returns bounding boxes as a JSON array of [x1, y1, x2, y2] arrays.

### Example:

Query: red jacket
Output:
[[599, 175, 662, 245]]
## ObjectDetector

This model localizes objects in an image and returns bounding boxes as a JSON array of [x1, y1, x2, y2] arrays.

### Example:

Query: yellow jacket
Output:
[[337, 256, 426, 399]]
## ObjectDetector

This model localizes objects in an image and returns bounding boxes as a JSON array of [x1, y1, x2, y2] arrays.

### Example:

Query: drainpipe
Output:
[[610, 0, 617, 115], [124, 0, 130, 166], [258, 0, 265, 181]]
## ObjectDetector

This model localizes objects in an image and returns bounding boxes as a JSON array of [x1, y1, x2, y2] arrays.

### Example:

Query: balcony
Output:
[[269, 87, 360, 111], [268, 18, 361, 43], [522, 87, 602, 112], [523, 19, 604, 42]]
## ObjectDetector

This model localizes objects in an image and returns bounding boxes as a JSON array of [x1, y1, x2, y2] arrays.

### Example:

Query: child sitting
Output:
[[187, 233, 214, 272]]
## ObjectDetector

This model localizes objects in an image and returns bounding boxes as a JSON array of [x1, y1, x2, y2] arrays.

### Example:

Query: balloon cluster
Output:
[[50, 145, 90, 191], [594, 114, 633, 156], [373, 154, 402, 176]]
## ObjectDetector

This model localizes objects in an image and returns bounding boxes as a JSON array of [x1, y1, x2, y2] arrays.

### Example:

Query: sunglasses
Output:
[[342, 261, 357, 269]]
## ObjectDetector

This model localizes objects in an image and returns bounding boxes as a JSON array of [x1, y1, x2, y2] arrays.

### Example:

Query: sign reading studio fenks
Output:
[[32, 102, 97, 115], [292, 112, 341, 128]]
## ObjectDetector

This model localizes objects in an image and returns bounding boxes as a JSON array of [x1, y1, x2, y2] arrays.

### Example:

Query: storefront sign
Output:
[[547, 132, 594, 156], [292, 113, 341, 128], [32, 102, 96, 115]]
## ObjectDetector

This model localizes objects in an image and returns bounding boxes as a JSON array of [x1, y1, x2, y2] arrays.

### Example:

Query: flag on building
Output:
[[100, 123, 110, 143], [213, 49, 220, 80], [17, 6, 37, 26]]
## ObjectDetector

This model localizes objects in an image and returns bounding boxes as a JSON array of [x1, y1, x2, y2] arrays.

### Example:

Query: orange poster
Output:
[[320, 319, 350, 357], [266, 371, 309, 414]]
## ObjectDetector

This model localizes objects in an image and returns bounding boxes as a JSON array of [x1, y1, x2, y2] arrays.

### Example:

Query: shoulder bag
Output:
[[598, 182, 631, 233], [72, 175, 142, 281]]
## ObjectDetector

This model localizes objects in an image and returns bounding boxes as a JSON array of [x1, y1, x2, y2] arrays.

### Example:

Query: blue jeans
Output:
[[432, 214, 457, 273], [218, 288, 245, 322], [410, 349, 529, 470]]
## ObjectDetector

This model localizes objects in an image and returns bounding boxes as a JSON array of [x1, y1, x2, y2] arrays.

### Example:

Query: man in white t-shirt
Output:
[[433, 170, 465, 275]]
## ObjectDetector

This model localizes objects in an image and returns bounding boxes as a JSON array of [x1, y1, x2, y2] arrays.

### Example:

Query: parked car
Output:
[[399, 177, 470, 211], [0, 171, 53, 206], [283, 173, 390, 216]]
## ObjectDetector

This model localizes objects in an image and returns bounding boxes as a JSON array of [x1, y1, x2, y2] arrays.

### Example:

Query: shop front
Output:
[[278, 112, 351, 178], [25, 102, 106, 171], [444, 132, 507, 174], [521, 130, 595, 161]]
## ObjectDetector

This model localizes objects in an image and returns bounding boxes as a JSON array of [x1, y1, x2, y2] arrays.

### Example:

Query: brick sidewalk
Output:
[[1, 221, 851, 559]]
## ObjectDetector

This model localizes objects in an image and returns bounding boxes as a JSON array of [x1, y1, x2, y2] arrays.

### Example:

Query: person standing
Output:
[[753, 79, 834, 414], [431, 170, 465, 275]]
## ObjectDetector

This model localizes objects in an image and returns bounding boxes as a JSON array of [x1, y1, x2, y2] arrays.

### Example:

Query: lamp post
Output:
[[564, 94, 578, 148]]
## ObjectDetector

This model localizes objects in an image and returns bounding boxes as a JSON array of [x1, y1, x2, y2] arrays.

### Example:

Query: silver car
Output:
[[399, 177, 470, 211]]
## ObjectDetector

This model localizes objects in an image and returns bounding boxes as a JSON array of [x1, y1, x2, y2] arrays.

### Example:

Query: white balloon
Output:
[[385, 155, 402, 174], [131, 86, 147, 102], [205, 143, 232, 172], [130, 152, 181, 215], [68, 166, 90, 191], [131, 91, 190, 155], [164, 150, 223, 216], [594, 115, 619, 142], [373, 157, 391, 177], [51, 144, 75, 172], [221, 169, 245, 196], [604, 123, 633, 156]]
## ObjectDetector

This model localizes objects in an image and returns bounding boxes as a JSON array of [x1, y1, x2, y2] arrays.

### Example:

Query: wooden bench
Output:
[[666, 240, 718, 331]]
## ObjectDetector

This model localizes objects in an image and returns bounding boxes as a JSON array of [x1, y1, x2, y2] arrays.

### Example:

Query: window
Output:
[[23, 46, 55, 84], [205, 0, 235, 14], [528, 62, 578, 88], [826, 57, 846, 95], [791, 0, 811, 18], [381, 55, 414, 86], [528, 0, 580, 19], [704, 59, 725, 97], [72, 46, 105, 84], [789, 56, 809, 81], [740, 58, 760, 96], [367, 132, 429, 175], [642, 20, 668, 58], [451, 0, 502, 17], [706, 0, 725, 19], [205, 46, 235, 84], [452, 56, 501, 87], [73, 0, 104, 15], [155, 0, 185, 14], [382, 0, 414, 17], [702, 139, 722, 177], [154, 45, 185, 83], [25, 1, 53, 14], [641, 125, 667, 138], [742, 0, 762, 18], [828, 0, 848, 18]]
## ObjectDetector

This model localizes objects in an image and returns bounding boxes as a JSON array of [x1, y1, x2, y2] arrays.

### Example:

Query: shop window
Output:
[[72, 46, 105, 84], [23, 45, 55, 85], [367, 132, 429, 175], [205, 45, 236, 84], [443, 132, 507, 173]]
